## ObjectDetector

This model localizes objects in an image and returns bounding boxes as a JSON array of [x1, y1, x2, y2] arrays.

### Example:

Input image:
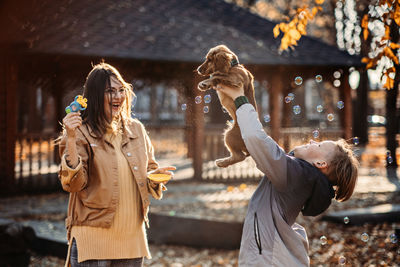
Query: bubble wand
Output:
[[65, 95, 87, 114]]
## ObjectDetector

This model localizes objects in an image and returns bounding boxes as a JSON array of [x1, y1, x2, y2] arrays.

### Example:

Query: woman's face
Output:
[[104, 75, 126, 121]]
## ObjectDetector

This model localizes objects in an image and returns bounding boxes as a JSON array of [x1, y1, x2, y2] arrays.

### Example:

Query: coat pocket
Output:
[[254, 212, 262, 255]]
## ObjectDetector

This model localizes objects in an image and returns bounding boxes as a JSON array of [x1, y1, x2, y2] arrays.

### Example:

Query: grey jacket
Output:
[[237, 104, 334, 266]]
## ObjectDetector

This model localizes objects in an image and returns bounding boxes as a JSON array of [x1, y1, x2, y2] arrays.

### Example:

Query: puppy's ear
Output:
[[215, 52, 230, 73]]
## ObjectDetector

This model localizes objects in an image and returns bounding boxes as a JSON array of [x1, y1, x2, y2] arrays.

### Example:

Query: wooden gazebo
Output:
[[0, 0, 362, 193]]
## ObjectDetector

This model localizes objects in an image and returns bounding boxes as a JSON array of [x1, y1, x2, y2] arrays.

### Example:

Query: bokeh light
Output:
[[344, 216, 350, 224], [264, 114, 271, 123], [204, 94, 211, 104], [181, 104, 187, 111], [293, 105, 301, 115], [294, 76, 303, 85], [317, 105, 323, 113], [337, 101, 344, 109], [361, 233, 369, 242], [315, 75, 323, 83], [338, 256, 346, 265], [320, 235, 327, 245], [195, 96, 202, 104], [203, 106, 209, 113], [312, 130, 320, 139]]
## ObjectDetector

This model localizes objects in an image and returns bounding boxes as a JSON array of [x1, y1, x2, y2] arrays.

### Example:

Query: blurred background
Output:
[[0, 0, 399, 266]]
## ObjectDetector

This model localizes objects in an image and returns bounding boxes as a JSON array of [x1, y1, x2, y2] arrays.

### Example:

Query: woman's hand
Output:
[[148, 166, 176, 184], [63, 112, 82, 139], [214, 84, 245, 100]]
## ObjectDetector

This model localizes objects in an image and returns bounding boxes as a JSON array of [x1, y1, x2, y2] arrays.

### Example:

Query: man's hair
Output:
[[327, 139, 359, 202]]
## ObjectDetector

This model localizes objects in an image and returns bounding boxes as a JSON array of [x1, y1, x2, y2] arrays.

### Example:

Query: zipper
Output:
[[254, 212, 262, 255]]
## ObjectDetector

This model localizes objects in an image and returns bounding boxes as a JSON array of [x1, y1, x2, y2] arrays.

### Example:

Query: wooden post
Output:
[[342, 70, 353, 140], [183, 77, 204, 180], [0, 50, 17, 194], [269, 69, 283, 142], [190, 80, 204, 181]]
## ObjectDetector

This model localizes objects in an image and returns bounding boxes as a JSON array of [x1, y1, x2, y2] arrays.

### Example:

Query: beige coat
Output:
[[58, 118, 164, 241]]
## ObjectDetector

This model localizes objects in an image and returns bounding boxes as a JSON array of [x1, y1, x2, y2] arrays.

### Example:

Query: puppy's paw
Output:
[[198, 81, 210, 91], [215, 158, 230, 168]]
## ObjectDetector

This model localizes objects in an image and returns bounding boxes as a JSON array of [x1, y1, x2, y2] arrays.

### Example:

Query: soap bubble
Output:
[[387, 156, 393, 164], [284, 96, 291, 103], [312, 130, 320, 139], [293, 105, 301, 115], [181, 104, 187, 111], [338, 256, 346, 265], [195, 96, 202, 104], [316, 105, 323, 113], [320, 236, 327, 245], [264, 114, 271, 123], [337, 101, 344, 109], [203, 106, 209, 113], [386, 150, 391, 156], [315, 75, 323, 83], [204, 94, 211, 104], [294, 76, 303, 85], [353, 137, 359, 145], [222, 107, 228, 113], [288, 93, 295, 101], [334, 71, 341, 79], [390, 233, 398, 244], [333, 79, 341, 87], [327, 113, 335, 121], [343, 217, 350, 224], [361, 233, 369, 242]]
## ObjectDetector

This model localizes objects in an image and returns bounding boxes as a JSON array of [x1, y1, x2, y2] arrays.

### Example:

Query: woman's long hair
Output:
[[81, 62, 134, 136]]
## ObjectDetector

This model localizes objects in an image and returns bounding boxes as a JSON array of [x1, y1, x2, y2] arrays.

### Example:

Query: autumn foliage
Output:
[[273, 0, 324, 51], [273, 0, 400, 89], [361, 0, 400, 89]]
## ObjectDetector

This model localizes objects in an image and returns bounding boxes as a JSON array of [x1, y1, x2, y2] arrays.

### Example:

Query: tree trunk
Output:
[[386, 20, 400, 170]]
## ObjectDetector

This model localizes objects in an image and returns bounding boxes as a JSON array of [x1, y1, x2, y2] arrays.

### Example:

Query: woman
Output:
[[58, 62, 175, 267]]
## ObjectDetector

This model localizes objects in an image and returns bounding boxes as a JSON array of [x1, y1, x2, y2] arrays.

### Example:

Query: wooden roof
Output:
[[1, 0, 361, 66]]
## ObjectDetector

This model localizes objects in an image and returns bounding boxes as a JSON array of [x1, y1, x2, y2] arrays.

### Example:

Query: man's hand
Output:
[[214, 84, 245, 100]]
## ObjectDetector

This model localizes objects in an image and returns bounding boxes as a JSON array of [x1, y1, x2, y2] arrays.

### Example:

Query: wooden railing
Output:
[[12, 127, 345, 191], [14, 133, 60, 192]]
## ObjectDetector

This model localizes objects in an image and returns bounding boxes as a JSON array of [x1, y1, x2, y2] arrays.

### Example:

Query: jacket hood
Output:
[[298, 159, 335, 216]]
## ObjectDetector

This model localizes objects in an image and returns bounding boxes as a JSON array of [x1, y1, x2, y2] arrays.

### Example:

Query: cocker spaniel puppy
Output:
[[197, 45, 257, 168]]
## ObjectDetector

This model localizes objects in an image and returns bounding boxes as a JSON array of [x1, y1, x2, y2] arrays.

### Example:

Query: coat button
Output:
[[133, 166, 138, 170], [127, 152, 132, 157], [139, 182, 144, 187]]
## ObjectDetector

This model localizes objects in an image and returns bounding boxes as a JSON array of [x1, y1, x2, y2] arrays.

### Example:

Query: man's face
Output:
[[293, 140, 337, 164]]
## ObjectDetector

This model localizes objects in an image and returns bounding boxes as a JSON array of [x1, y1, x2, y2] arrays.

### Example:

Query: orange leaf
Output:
[[288, 29, 301, 41], [390, 42, 400, 49], [312, 7, 319, 16], [361, 57, 370, 63], [298, 23, 307, 35], [361, 14, 368, 29], [363, 29, 369, 40], [395, 5, 400, 26], [279, 23, 288, 33], [385, 25, 390, 39], [384, 47, 399, 64], [273, 25, 280, 38], [384, 76, 394, 89], [315, 0, 325, 5]]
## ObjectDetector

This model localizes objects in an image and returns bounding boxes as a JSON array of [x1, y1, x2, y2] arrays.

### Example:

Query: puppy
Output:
[[197, 45, 257, 168]]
